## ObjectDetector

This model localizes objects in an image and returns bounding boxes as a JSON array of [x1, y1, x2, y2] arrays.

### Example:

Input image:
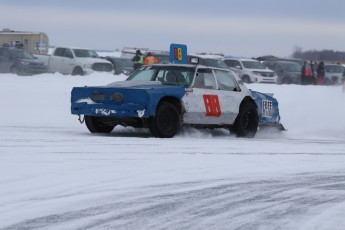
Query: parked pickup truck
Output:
[[35, 46, 113, 75]]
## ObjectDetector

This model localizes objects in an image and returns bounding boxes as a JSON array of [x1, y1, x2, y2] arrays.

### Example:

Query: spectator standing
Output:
[[144, 52, 158, 65], [131, 50, 144, 70], [316, 61, 325, 85], [301, 60, 314, 85]]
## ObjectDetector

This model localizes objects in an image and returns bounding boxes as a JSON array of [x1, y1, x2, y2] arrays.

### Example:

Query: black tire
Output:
[[72, 67, 83, 76], [232, 101, 258, 138], [331, 76, 338, 85], [84, 116, 115, 133], [242, 75, 251, 83], [149, 102, 181, 138]]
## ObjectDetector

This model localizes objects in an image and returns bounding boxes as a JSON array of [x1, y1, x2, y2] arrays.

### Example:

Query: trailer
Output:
[[0, 28, 49, 55]]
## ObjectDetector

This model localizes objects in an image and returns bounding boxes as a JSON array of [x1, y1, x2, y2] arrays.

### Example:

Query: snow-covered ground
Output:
[[1, 72, 345, 230]]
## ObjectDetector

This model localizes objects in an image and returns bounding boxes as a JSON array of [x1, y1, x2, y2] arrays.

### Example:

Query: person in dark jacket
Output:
[[316, 61, 325, 85], [131, 50, 144, 70]]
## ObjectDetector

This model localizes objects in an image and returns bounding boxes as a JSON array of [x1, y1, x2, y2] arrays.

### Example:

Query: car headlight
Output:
[[91, 93, 104, 101], [83, 63, 92, 69], [20, 61, 30, 66], [253, 71, 262, 76], [122, 70, 130, 75], [110, 93, 123, 102]]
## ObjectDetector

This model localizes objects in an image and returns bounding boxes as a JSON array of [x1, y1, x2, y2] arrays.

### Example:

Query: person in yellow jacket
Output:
[[131, 50, 144, 70], [144, 52, 158, 65]]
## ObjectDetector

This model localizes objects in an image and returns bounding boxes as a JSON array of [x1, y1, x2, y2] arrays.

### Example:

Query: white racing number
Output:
[[262, 100, 273, 117]]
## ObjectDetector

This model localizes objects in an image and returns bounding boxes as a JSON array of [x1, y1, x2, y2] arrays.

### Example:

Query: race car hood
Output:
[[106, 80, 163, 88]]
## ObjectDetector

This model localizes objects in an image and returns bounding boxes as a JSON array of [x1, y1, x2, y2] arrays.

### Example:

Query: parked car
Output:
[[71, 61, 284, 138], [323, 63, 344, 85], [0, 46, 47, 75], [256, 55, 304, 66], [104, 57, 134, 75], [35, 46, 113, 75], [188, 54, 229, 69], [263, 60, 302, 84], [223, 58, 277, 83]]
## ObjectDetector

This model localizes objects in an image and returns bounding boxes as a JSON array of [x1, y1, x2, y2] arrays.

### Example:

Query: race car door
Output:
[[182, 68, 242, 125], [213, 69, 244, 124], [183, 68, 223, 124]]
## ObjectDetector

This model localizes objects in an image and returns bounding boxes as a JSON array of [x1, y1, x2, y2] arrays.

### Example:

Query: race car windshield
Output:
[[127, 66, 195, 86]]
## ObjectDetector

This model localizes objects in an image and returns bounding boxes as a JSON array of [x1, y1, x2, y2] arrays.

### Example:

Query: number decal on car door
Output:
[[203, 95, 221, 117]]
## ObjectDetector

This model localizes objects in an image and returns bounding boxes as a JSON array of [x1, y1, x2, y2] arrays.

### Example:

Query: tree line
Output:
[[291, 47, 345, 63]]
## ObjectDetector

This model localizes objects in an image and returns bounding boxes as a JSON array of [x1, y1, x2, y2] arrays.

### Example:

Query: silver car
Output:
[[323, 64, 344, 85]]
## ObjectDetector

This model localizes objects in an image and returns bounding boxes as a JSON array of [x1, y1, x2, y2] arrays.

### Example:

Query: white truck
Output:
[[35, 46, 113, 75]]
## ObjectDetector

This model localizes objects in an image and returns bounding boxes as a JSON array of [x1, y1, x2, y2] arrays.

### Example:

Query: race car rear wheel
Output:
[[232, 101, 258, 138], [85, 115, 115, 133], [149, 102, 181, 138]]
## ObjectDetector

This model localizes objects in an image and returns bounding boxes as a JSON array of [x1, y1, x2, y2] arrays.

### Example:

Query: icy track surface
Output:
[[1, 73, 345, 230]]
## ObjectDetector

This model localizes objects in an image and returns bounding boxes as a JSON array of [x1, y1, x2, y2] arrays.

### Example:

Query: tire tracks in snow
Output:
[[3, 172, 345, 230]]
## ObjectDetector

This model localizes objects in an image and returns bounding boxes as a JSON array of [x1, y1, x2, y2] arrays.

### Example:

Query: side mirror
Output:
[[235, 65, 242, 69]]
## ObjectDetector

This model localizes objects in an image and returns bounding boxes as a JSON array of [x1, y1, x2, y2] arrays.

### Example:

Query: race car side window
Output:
[[193, 69, 216, 89], [156, 67, 194, 86], [214, 70, 240, 91]]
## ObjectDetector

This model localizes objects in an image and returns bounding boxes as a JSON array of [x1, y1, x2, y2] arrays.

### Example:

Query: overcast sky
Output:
[[1, 0, 345, 57]]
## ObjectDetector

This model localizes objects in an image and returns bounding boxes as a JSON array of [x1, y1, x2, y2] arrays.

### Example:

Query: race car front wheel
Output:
[[232, 101, 258, 138], [85, 115, 115, 133], [149, 102, 181, 138]]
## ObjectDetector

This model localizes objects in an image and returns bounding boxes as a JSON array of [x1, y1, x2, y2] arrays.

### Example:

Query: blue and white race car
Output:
[[71, 62, 284, 138]]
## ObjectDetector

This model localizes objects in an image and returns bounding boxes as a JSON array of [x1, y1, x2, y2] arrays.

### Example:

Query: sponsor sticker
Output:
[[262, 100, 273, 117]]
